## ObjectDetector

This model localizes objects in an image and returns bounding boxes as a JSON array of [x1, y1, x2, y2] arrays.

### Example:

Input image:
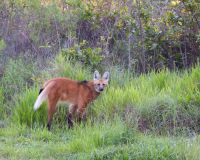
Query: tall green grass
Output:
[[12, 87, 47, 127], [92, 67, 200, 134], [12, 54, 200, 135], [1, 54, 200, 159]]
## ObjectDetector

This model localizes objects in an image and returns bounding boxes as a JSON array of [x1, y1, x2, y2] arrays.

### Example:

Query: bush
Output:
[[61, 40, 102, 69]]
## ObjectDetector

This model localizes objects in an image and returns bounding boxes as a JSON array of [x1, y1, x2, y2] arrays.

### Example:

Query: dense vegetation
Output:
[[0, 54, 200, 159], [0, 0, 200, 159], [0, 0, 199, 72]]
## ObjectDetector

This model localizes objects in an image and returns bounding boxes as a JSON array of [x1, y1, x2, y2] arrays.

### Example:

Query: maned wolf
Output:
[[34, 70, 109, 130]]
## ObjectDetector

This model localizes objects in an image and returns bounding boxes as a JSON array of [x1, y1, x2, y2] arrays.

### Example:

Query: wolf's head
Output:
[[93, 70, 110, 93]]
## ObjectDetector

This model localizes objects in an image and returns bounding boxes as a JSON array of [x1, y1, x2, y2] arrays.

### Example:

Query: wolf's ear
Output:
[[93, 70, 101, 80], [102, 71, 109, 82]]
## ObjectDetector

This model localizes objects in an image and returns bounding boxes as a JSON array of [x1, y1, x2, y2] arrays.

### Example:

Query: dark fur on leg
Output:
[[82, 113, 87, 123], [47, 122, 51, 131], [67, 113, 73, 129], [77, 113, 87, 126]]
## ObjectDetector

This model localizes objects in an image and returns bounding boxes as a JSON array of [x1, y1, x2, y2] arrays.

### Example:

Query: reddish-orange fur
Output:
[[34, 71, 109, 130]]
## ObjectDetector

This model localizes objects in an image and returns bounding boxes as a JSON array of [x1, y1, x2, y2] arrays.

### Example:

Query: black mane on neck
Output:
[[79, 80, 88, 84]]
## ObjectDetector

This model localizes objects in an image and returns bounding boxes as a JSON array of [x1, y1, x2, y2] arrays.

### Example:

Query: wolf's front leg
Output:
[[67, 104, 77, 129]]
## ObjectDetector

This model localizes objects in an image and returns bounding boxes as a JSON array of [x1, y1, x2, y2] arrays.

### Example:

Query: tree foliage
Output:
[[0, 0, 199, 73]]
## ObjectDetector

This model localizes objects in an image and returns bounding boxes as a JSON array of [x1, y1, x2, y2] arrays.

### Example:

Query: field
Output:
[[0, 0, 200, 159], [0, 55, 200, 159]]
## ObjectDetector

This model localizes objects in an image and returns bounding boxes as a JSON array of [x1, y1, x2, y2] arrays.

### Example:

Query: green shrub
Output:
[[61, 40, 102, 69]]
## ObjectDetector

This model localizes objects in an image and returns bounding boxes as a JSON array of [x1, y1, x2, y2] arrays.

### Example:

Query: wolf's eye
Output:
[[97, 84, 100, 86], [103, 84, 105, 86]]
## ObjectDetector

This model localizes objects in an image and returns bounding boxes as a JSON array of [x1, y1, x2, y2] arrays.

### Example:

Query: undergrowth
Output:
[[1, 54, 200, 159], [10, 54, 200, 135]]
